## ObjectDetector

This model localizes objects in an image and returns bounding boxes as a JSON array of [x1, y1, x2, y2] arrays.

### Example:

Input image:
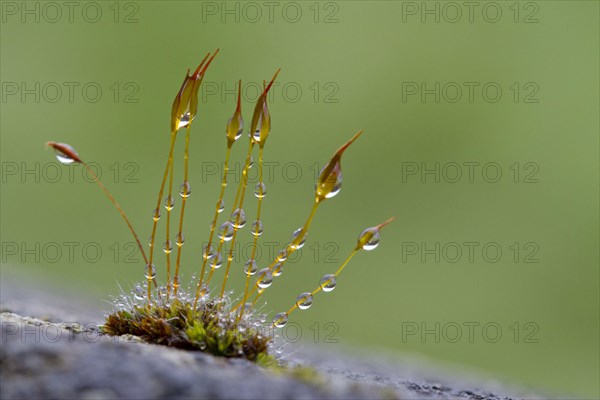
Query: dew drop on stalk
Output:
[[296, 292, 313, 310], [277, 249, 287, 262], [176, 232, 185, 247], [164, 195, 174, 211], [272, 262, 283, 277], [219, 221, 234, 241], [163, 240, 173, 254], [178, 113, 192, 129], [202, 244, 214, 261], [251, 220, 263, 237], [290, 227, 307, 250], [179, 181, 191, 198], [358, 227, 381, 250], [49, 142, 80, 165], [315, 163, 342, 199], [272, 312, 288, 328], [244, 259, 257, 275], [320, 274, 336, 292], [217, 199, 225, 213], [256, 268, 273, 289], [133, 285, 144, 301], [254, 182, 267, 199], [145, 263, 156, 280], [230, 208, 246, 229], [152, 208, 161, 222], [210, 252, 223, 269]]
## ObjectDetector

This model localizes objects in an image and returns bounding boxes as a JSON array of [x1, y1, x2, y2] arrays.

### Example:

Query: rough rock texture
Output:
[[0, 272, 541, 400]]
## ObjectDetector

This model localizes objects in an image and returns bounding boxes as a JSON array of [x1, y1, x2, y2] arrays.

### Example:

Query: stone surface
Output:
[[0, 270, 541, 400]]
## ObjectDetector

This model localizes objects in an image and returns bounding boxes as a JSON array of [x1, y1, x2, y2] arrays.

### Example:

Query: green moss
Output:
[[101, 296, 271, 361]]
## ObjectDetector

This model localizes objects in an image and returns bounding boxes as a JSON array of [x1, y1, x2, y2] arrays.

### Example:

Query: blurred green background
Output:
[[1, 1, 598, 397]]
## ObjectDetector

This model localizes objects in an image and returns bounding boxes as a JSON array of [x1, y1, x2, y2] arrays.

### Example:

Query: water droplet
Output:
[[227, 114, 244, 142], [290, 227, 307, 250], [272, 262, 284, 277], [219, 222, 234, 241], [176, 232, 185, 247], [217, 199, 225, 213], [178, 113, 192, 129], [320, 274, 336, 292], [251, 220, 264, 237], [198, 340, 207, 350], [277, 249, 287, 262], [145, 264, 156, 280], [51, 143, 80, 165], [230, 208, 246, 229], [133, 285, 144, 301], [357, 227, 381, 251], [259, 314, 267, 323], [179, 181, 191, 198], [296, 292, 313, 310], [256, 268, 273, 289], [202, 244, 214, 261], [163, 240, 173, 254], [316, 162, 342, 200], [275, 346, 284, 354], [152, 208, 161, 222], [147, 236, 153, 247], [164, 195, 174, 211], [244, 259, 257, 276], [272, 312, 288, 328], [254, 182, 267, 199], [210, 252, 223, 269]]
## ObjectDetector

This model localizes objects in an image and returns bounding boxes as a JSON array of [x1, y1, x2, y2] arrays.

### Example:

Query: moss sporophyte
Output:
[[46, 49, 394, 362]]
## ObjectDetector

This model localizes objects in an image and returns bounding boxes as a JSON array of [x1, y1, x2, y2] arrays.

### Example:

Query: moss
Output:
[[101, 296, 271, 361]]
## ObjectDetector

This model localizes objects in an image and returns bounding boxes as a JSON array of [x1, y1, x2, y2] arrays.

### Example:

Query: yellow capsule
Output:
[[249, 69, 280, 147], [355, 217, 395, 251], [315, 130, 363, 203], [226, 80, 244, 146]]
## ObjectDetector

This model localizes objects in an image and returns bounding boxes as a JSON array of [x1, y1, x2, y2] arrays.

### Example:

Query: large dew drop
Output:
[[163, 240, 173, 254], [256, 268, 273, 289], [145, 263, 156, 280], [296, 292, 313, 310], [244, 259, 257, 276], [290, 227, 307, 250], [230, 208, 246, 229], [210, 252, 223, 269], [272, 312, 288, 328], [152, 208, 161, 222], [254, 182, 267, 199], [219, 221, 234, 241], [176, 232, 185, 247], [358, 227, 381, 251], [49, 142, 81, 165], [217, 199, 225, 213], [251, 220, 264, 237], [179, 181, 191, 198], [272, 262, 284, 277], [164, 195, 175, 211], [320, 274, 337, 292]]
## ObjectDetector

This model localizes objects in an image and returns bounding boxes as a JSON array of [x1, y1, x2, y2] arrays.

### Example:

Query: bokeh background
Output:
[[1, 1, 598, 397]]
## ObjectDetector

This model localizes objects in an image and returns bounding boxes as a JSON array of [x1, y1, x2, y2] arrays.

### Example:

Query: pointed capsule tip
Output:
[[199, 49, 220, 76], [377, 216, 395, 230], [236, 79, 242, 111], [193, 53, 211, 77], [336, 129, 364, 156], [262, 68, 281, 96]]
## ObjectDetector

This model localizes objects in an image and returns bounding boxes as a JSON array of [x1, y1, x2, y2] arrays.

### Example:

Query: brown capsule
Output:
[[46, 141, 82, 164]]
